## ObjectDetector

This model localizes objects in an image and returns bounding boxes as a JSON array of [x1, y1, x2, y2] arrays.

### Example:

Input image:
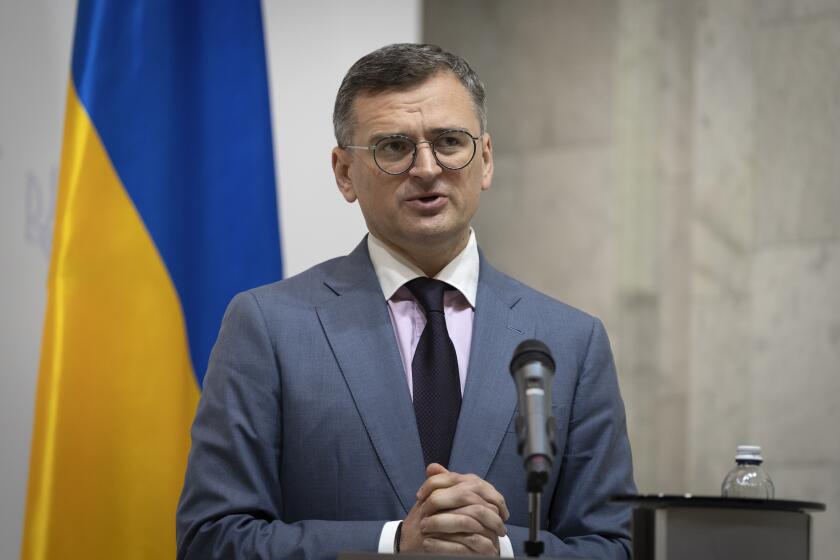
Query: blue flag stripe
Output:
[[70, 0, 282, 384]]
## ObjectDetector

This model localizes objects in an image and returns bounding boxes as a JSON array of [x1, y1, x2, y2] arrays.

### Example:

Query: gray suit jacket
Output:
[[177, 239, 636, 559]]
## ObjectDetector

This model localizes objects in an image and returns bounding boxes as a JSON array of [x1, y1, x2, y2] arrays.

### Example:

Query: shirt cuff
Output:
[[499, 534, 514, 557], [378, 520, 402, 553]]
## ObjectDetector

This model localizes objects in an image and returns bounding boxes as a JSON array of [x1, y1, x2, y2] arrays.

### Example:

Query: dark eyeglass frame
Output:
[[341, 129, 482, 175]]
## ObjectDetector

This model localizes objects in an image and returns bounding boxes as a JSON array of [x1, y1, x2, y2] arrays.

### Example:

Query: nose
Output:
[[409, 141, 442, 180]]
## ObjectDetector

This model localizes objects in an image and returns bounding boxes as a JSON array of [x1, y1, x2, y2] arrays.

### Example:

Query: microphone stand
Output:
[[525, 491, 543, 557], [524, 457, 549, 557]]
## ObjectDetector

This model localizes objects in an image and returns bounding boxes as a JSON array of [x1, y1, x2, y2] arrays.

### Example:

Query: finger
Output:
[[421, 513, 502, 552], [424, 476, 510, 522], [424, 532, 499, 556], [421, 536, 470, 555], [420, 507, 505, 537], [422, 488, 501, 518], [448, 503, 507, 536], [426, 462, 448, 478], [422, 484, 490, 515], [420, 512, 485, 535], [416, 470, 469, 501], [462, 478, 510, 521], [447, 474, 510, 521]]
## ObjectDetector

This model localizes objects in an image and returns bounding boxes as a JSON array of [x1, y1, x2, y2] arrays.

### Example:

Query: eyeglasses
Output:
[[342, 129, 481, 175]]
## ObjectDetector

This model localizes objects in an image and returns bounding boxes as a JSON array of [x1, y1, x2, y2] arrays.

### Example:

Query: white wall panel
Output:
[[0, 3, 76, 558], [263, 0, 421, 276], [0, 2, 419, 558]]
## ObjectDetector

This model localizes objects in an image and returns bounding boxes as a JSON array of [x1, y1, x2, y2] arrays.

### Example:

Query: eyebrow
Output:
[[367, 126, 474, 143]]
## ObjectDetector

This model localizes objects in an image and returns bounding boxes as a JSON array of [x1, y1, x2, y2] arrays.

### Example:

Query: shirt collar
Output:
[[367, 229, 479, 307]]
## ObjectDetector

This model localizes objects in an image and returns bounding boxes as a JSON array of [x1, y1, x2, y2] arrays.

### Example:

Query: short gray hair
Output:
[[333, 43, 487, 146]]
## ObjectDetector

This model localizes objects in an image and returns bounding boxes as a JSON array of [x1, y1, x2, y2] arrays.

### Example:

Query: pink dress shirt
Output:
[[366, 231, 479, 397]]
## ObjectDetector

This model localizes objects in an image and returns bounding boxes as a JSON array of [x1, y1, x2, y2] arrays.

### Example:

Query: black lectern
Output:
[[614, 494, 826, 560], [337, 552, 594, 560]]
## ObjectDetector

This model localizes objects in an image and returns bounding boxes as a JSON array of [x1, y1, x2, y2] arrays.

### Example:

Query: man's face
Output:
[[332, 71, 493, 259]]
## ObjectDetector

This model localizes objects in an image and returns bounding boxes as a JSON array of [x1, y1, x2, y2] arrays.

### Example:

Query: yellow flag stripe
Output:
[[21, 79, 200, 560]]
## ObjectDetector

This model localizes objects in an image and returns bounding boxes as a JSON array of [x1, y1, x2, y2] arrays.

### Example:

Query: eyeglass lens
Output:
[[374, 130, 476, 174]]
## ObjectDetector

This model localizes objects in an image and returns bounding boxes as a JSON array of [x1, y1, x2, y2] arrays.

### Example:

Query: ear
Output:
[[332, 147, 357, 203], [480, 133, 494, 191]]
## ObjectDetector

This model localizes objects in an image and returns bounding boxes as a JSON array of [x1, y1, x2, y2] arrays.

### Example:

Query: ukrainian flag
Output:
[[21, 2, 281, 558]]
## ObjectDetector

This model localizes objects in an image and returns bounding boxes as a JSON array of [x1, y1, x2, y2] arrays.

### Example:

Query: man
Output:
[[177, 43, 635, 559]]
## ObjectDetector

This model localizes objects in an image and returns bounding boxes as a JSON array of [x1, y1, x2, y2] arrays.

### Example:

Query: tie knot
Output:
[[406, 277, 448, 314]]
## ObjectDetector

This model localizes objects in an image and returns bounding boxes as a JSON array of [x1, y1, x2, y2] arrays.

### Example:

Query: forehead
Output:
[[351, 72, 479, 139]]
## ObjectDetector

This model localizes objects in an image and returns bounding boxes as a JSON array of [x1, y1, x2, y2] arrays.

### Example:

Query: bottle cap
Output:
[[735, 445, 763, 462]]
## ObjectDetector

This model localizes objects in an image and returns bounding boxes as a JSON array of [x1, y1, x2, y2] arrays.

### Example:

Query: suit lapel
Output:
[[448, 259, 531, 478], [315, 241, 425, 514]]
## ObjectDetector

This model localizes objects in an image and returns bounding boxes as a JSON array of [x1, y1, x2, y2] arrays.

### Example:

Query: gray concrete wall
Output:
[[424, 1, 840, 557]]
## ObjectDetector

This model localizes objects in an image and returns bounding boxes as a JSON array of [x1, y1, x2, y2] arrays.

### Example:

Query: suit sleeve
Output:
[[506, 317, 636, 559], [176, 292, 385, 560]]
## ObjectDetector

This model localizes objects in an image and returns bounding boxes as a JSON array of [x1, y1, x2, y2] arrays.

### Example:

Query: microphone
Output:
[[509, 339, 557, 492]]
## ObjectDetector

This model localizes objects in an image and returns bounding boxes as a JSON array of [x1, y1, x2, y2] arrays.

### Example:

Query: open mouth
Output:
[[406, 193, 447, 210]]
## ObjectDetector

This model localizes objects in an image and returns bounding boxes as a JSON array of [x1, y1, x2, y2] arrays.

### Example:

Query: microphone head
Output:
[[510, 339, 555, 375]]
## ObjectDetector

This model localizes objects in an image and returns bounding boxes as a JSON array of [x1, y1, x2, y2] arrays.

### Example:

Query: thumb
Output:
[[425, 462, 449, 478]]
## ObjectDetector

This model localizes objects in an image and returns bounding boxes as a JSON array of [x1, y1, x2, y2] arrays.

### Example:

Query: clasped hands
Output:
[[400, 463, 510, 556]]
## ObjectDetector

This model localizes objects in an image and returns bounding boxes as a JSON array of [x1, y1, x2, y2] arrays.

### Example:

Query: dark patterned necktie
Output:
[[406, 277, 462, 468]]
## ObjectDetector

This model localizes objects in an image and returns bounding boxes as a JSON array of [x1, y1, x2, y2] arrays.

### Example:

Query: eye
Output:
[[376, 137, 413, 156], [434, 131, 470, 153]]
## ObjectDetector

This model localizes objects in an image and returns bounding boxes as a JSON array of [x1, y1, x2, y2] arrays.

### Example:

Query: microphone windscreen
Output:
[[510, 339, 555, 374]]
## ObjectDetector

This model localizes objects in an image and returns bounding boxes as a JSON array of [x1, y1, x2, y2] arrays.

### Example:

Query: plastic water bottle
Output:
[[721, 445, 775, 499]]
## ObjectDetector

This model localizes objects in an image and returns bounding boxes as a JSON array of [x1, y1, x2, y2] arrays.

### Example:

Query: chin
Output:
[[406, 224, 465, 245]]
